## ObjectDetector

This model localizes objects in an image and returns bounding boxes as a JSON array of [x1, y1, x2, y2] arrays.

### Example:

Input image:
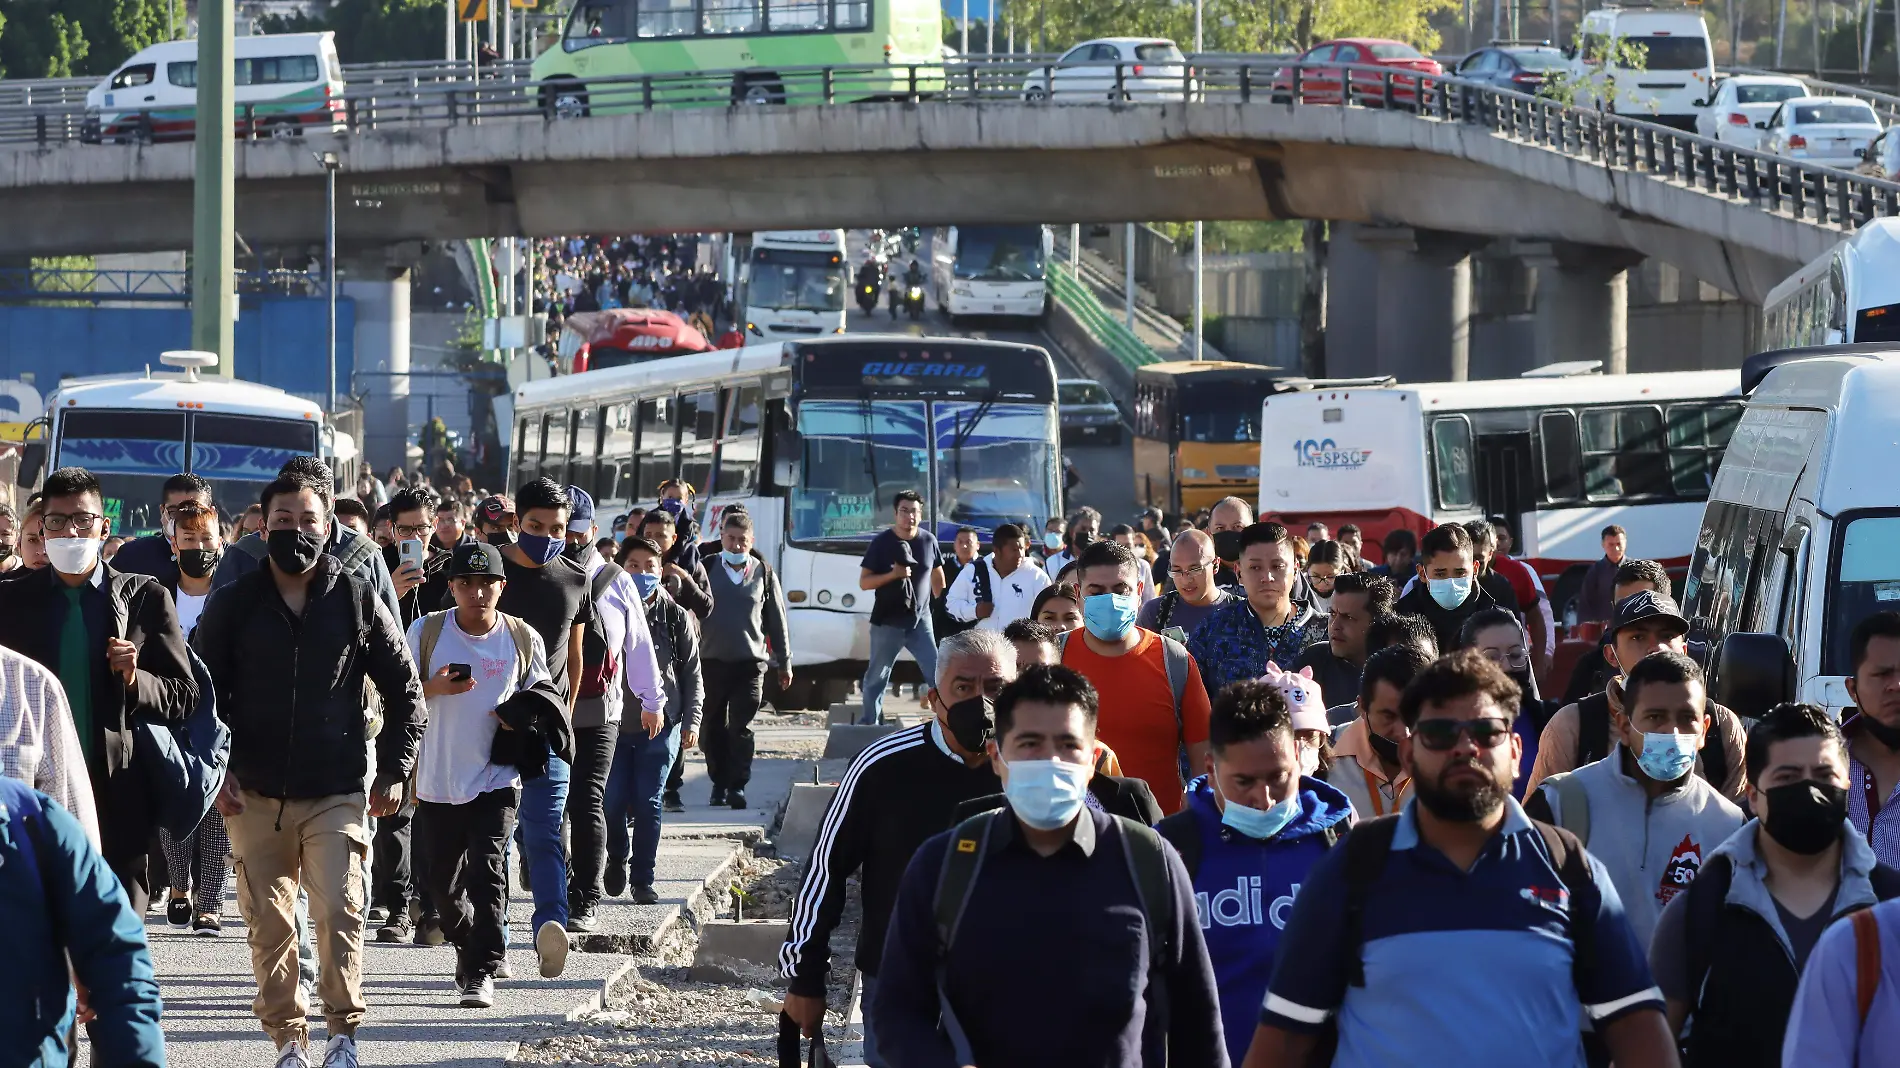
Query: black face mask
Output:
[[0, 541, 14, 560], [1367, 728, 1403, 768], [177, 548, 220, 579], [942, 693, 996, 755], [562, 541, 589, 563], [486, 529, 516, 550], [1858, 713, 1900, 751], [1762, 780, 1848, 855], [1069, 530, 1095, 554], [267, 528, 324, 575], [1212, 530, 1243, 563]]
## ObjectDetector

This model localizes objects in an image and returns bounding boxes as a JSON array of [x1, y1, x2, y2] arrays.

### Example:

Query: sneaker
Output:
[[377, 918, 413, 944], [458, 975, 496, 1008], [728, 789, 748, 810], [495, 957, 513, 979], [708, 786, 727, 807], [662, 791, 684, 813], [632, 884, 660, 905], [321, 1034, 359, 1068], [536, 919, 569, 978], [167, 896, 192, 929], [414, 918, 446, 947], [366, 906, 389, 926], [274, 1040, 313, 1068], [567, 903, 599, 933], [193, 913, 222, 937], [604, 862, 627, 898]]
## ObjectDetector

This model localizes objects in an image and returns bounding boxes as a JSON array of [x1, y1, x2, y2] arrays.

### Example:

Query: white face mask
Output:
[[1298, 740, 1321, 779], [46, 536, 102, 577]]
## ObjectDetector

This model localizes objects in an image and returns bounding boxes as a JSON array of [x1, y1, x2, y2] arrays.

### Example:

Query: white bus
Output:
[[509, 335, 1064, 708], [931, 224, 1053, 321], [1256, 367, 1742, 603], [1761, 219, 1900, 351], [19, 352, 354, 535], [739, 231, 849, 341]]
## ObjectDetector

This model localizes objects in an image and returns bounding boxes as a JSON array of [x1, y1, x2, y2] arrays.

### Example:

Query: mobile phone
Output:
[[398, 538, 427, 573], [446, 663, 473, 682]]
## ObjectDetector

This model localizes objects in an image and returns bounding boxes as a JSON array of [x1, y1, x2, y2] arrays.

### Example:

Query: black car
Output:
[[1058, 379, 1122, 444], [1452, 42, 1567, 94]]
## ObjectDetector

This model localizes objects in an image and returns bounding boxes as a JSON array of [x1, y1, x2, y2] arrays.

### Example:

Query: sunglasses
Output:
[[1412, 717, 1514, 751]]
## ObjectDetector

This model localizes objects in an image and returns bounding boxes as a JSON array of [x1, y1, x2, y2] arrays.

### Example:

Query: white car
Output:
[[1022, 37, 1193, 102], [1696, 74, 1807, 150], [1761, 96, 1884, 170]]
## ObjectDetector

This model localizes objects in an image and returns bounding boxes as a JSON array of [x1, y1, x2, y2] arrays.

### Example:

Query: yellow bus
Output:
[[1132, 362, 1294, 516]]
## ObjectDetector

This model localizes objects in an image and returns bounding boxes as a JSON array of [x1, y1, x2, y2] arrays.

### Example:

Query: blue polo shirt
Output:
[[1260, 796, 1663, 1068]]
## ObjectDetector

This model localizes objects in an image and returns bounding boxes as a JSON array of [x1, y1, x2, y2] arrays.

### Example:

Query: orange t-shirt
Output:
[[1062, 629, 1211, 813]]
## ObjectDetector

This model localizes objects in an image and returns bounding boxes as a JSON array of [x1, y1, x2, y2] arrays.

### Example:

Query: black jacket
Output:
[[212, 523, 401, 623], [0, 562, 198, 779], [951, 774, 1164, 827], [1394, 580, 1501, 657], [107, 533, 179, 588], [492, 677, 573, 777], [1292, 640, 1361, 708], [664, 543, 713, 621], [192, 555, 424, 800]]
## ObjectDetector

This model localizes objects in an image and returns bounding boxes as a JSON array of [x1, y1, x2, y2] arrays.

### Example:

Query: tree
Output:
[[260, 0, 451, 65], [0, 0, 177, 79]]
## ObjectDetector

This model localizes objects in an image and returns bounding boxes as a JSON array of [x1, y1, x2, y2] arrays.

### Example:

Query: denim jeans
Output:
[[602, 722, 681, 887], [512, 746, 572, 933], [860, 619, 937, 724], [861, 973, 889, 1068]]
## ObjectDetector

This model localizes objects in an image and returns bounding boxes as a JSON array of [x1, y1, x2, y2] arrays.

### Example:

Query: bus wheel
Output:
[[543, 81, 589, 120], [737, 75, 785, 106]]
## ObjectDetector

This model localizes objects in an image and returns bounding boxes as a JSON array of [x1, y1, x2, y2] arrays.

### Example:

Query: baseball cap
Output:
[[1607, 590, 1690, 641], [475, 494, 514, 526], [448, 541, 505, 580], [567, 486, 596, 534]]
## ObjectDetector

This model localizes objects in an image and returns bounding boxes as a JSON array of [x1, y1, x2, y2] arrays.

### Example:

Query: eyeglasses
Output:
[[43, 511, 104, 534], [1411, 717, 1514, 751], [1169, 563, 1212, 578], [394, 523, 429, 539], [1480, 650, 1531, 670]]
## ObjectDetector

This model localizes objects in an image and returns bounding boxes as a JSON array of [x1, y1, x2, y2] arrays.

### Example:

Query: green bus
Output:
[[532, 0, 944, 114]]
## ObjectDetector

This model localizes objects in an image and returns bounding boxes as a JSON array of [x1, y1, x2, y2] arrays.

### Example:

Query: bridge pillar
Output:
[[342, 261, 412, 476], [1523, 243, 1644, 375], [1333, 224, 1487, 381]]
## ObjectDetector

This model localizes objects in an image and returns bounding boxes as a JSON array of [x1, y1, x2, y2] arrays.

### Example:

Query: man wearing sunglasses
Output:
[[1245, 651, 1678, 1068]]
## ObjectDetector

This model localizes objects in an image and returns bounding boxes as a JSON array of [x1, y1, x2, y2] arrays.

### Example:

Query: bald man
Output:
[[1137, 528, 1238, 639]]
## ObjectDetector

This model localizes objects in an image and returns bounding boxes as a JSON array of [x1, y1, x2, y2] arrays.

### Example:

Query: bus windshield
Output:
[[750, 248, 846, 312], [953, 226, 1046, 282], [191, 412, 320, 520], [1826, 512, 1900, 675], [1177, 381, 1266, 443], [934, 402, 1056, 539]]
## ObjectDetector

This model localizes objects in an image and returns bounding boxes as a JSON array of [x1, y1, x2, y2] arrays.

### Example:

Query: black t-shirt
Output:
[[1774, 886, 1839, 971], [497, 554, 595, 699], [860, 527, 938, 627]]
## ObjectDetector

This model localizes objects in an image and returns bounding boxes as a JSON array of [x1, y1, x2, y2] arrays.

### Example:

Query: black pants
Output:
[[417, 789, 517, 981], [100, 773, 152, 917], [564, 722, 618, 910], [371, 793, 417, 915], [701, 659, 766, 790]]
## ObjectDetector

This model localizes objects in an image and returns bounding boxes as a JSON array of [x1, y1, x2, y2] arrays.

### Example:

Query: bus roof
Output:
[[1373, 370, 1740, 410], [1141, 360, 1277, 376], [515, 345, 789, 409], [47, 371, 327, 422], [1764, 218, 1900, 309]]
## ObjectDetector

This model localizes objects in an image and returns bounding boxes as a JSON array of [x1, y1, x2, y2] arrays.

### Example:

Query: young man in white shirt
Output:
[[945, 524, 1051, 633], [406, 541, 556, 1009]]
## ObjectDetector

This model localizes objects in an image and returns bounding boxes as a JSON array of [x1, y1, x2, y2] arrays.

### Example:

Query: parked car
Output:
[[1566, 4, 1715, 131], [1856, 127, 1900, 178], [1451, 41, 1567, 93], [1058, 379, 1122, 443], [1695, 74, 1808, 150], [1761, 96, 1883, 170], [1271, 38, 1443, 107], [1021, 38, 1194, 102]]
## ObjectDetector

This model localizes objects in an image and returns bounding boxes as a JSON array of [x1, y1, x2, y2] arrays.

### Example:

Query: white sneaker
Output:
[[273, 1041, 313, 1068], [322, 1034, 359, 1068], [495, 957, 513, 979], [535, 920, 568, 978], [459, 975, 496, 1008]]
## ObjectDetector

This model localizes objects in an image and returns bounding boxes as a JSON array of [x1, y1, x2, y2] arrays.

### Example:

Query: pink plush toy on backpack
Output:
[[1260, 661, 1330, 777]]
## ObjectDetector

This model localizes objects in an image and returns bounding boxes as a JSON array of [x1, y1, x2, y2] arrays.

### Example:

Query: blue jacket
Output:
[[1176, 773, 1353, 1068], [0, 778, 165, 1067]]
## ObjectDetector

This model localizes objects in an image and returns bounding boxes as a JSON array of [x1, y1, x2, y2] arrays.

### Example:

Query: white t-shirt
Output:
[[176, 589, 209, 635], [404, 612, 551, 806]]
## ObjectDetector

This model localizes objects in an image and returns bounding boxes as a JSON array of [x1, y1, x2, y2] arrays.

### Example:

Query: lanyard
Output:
[[1361, 764, 1408, 817], [1867, 765, 1885, 845]]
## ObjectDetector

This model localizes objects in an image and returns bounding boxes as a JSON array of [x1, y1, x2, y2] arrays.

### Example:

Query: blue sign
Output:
[[1294, 438, 1372, 469], [860, 361, 989, 379]]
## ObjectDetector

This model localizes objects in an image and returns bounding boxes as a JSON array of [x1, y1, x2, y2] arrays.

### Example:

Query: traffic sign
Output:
[[459, 0, 487, 21]]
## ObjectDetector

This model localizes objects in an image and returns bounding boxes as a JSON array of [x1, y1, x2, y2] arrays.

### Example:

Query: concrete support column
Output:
[[343, 263, 411, 476], [1346, 224, 1487, 382], [1524, 242, 1644, 375]]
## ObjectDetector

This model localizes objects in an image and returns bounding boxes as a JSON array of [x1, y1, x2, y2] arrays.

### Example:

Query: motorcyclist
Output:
[[904, 259, 924, 287]]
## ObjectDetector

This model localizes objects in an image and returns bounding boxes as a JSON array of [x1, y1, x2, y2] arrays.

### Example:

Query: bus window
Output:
[[570, 407, 602, 499], [637, 0, 695, 37], [1178, 382, 1258, 443], [767, 0, 826, 30], [1581, 406, 1670, 499], [792, 399, 930, 543], [638, 396, 675, 451], [680, 389, 719, 444], [514, 419, 536, 491], [1665, 403, 1741, 496], [681, 448, 715, 499], [1825, 512, 1900, 674], [191, 412, 321, 520], [702, 0, 763, 34], [567, 0, 632, 40], [716, 436, 760, 495], [832, 0, 869, 29], [635, 451, 674, 502], [1540, 410, 1582, 501], [725, 383, 763, 437], [1430, 416, 1476, 510], [601, 403, 635, 502]]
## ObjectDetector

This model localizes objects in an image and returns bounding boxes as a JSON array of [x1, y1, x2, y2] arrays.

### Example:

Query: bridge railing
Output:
[[1048, 262, 1159, 371], [6, 55, 1900, 232]]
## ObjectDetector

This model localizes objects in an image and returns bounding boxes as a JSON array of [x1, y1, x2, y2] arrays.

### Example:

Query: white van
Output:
[[1688, 345, 1900, 723], [1568, 3, 1715, 131], [83, 32, 344, 144]]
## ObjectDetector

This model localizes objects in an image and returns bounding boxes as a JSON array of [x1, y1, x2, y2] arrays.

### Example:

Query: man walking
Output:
[[109, 471, 216, 585], [0, 466, 198, 915], [701, 510, 790, 809], [859, 490, 940, 724], [1137, 529, 1236, 639], [1392, 522, 1500, 656], [945, 523, 1050, 633], [194, 467, 425, 1068], [1293, 572, 1393, 710], [1185, 523, 1329, 697], [1576, 524, 1630, 624], [215, 455, 400, 619]]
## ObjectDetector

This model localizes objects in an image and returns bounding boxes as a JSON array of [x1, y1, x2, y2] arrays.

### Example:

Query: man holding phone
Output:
[[382, 489, 450, 629]]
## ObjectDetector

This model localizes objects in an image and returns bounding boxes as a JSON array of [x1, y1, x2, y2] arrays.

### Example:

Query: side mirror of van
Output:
[[1712, 631, 1795, 723], [16, 441, 43, 488]]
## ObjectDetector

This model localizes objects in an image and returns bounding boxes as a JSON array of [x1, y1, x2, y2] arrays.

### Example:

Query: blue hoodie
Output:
[[1179, 773, 1354, 1068]]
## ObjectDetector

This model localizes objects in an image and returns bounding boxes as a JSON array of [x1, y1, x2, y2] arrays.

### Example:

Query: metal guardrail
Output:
[[3, 56, 1899, 235], [0, 56, 537, 109], [1049, 262, 1159, 371], [0, 267, 324, 302]]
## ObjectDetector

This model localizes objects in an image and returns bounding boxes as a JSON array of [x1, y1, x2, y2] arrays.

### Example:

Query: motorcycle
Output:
[[856, 273, 881, 315], [904, 284, 925, 319]]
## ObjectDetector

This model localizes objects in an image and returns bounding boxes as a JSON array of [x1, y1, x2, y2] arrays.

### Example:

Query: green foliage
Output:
[[1151, 220, 1304, 254], [0, 0, 179, 79], [988, 0, 1455, 56], [1537, 30, 1649, 109], [259, 0, 447, 64]]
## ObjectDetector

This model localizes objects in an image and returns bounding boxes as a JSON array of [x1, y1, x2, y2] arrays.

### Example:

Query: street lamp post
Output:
[[318, 151, 339, 417], [1193, 0, 1204, 360]]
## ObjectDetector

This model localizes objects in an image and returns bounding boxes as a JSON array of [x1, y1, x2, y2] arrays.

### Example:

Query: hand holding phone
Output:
[[447, 663, 473, 682]]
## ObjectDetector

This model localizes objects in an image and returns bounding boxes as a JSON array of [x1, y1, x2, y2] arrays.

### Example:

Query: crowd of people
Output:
[[532, 234, 736, 347], [10, 462, 1900, 1068]]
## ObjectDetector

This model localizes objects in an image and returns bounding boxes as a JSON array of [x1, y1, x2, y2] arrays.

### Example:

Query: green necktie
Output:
[[58, 584, 96, 772]]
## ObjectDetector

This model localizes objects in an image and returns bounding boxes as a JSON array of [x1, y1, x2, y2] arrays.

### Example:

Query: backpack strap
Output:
[[1680, 852, 1735, 1012], [1158, 632, 1191, 782], [973, 558, 993, 606], [1154, 810, 1202, 881], [1549, 772, 1593, 847], [1531, 819, 1599, 998], [504, 614, 537, 691], [417, 611, 450, 678], [1700, 709, 1732, 794], [1341, 814, 1401, 987], [1156, 589, 1179, 631], [934, 812, 998, 954], [1576, 693, 1611, 769], [335, 532, 379, 576], [1853, 908, 1883, 1027], [1116, 815, 1177, 983], [590, 561, 624, 603]]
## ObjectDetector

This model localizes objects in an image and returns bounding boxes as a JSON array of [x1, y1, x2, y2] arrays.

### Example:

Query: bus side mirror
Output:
[[1712, 631, 1795, 722], [767, 414, 799, 493], [16, 441, 43, 488]]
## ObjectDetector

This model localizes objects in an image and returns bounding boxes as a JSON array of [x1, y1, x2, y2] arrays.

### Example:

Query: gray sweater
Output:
[[702, 557, 790, 668]]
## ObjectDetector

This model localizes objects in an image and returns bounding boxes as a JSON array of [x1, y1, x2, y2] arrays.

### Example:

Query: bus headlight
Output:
[[1027, 286, 1045, 300], [817, 590, 833, 604], [841, 593, 857, 608], [953, 285, 973, 297]]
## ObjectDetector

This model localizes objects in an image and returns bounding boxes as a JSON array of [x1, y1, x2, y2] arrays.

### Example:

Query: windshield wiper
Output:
[[948, 397, 997, 489], [859, 397, 881, 499]]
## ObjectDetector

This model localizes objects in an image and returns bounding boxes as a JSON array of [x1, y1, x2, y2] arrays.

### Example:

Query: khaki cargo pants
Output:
[[225, 790, 371, 1049]]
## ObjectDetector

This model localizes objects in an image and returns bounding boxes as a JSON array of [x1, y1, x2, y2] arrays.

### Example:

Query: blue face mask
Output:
[[720, 548, 749, 568], [1427, 576, 1472, 610], [516, 531, 565, 566], [1635, 731, 1698, 782], [630, 571, 661, 600], [658, 497, 684, 516], [1043, 531, 1063, 551], [1221, 792, 1302, 840], [1082, 592, 1141, 642], [1004, 758, 1092, 830]]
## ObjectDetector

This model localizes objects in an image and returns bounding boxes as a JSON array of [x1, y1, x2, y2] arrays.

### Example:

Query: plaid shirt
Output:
[[1184, 597, 1331, 696], [0, 643, 100, 848]]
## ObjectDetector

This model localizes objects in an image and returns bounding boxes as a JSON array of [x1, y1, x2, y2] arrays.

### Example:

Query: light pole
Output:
[[318, 150, 340, 416], [1192, 0, 1205, 361]]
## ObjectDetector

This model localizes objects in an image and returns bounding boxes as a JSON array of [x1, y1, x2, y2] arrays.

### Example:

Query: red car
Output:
[[1272, 38, 1444, 107]]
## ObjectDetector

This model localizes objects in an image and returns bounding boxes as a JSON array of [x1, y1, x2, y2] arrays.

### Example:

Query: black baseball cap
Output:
[[1607, 590, 1689, 641], [448, 541, 505, 580]]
